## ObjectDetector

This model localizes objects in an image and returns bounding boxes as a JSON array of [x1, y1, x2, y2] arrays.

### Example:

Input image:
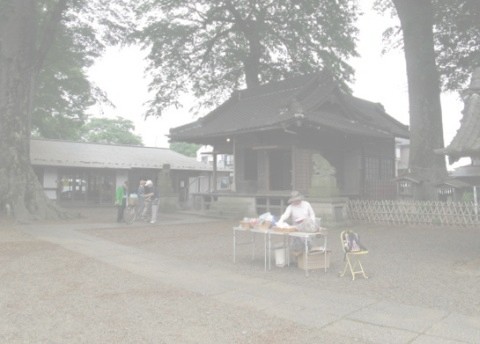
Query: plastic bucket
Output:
[[275, 248, 286, 267]]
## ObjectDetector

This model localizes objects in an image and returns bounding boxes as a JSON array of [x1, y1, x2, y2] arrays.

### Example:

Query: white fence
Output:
[[347, 200, 480, 226]]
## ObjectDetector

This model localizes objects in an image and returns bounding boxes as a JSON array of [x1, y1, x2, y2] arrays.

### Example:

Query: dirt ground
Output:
[[81, 216, 480, 316], [1, 207, 480, 343]]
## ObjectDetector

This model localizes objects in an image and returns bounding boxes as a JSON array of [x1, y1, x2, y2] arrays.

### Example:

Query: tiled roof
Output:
[[395, 172, 426, 184], [170, 72, 409, 142], [435, 178, 472, 188], [30, 139, 223, 171], [436, 93, 480, 163]]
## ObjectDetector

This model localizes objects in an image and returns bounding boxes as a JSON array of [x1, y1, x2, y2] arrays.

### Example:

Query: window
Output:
[[57, 169, 115, 204], [365, 157, 380, 181], [381, 159, 394, 180], [269, 149, 291, 190], [398, 180, 413, 196], [365, 157, 394, 181]]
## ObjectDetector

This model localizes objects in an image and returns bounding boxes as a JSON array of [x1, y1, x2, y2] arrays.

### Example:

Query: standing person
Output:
[[115, 180, 128, 223], [150, 182, 160, 224], [141, 180, 154, 221], [137, 179, 146, 216]]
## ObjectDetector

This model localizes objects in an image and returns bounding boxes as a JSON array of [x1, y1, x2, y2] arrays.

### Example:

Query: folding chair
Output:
[[339, 230, 368, 280]]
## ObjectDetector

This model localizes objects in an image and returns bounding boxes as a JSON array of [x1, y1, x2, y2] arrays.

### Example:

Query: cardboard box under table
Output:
[[297, 249, 331, 271]]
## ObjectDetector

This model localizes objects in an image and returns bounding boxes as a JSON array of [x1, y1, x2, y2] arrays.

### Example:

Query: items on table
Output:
[[239, 212, 276, 229]]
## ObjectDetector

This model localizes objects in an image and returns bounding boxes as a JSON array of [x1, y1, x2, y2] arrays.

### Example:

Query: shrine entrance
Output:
[[269, 149, 292, 191]]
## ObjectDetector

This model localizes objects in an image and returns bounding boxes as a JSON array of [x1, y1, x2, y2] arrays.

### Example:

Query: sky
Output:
[[87, 2, 465, 155]]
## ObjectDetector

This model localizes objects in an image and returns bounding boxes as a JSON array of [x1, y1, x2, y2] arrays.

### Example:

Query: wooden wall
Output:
[[232, 130, 396, 199]]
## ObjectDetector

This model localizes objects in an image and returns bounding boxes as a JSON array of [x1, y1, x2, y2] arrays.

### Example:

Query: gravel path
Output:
[[1, 208, 480, 343], [83, 219, 480, 316]]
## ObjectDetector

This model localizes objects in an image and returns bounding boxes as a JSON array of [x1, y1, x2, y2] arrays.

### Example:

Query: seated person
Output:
[[278, 191, 317, 232], [278, 191, 317, 255]]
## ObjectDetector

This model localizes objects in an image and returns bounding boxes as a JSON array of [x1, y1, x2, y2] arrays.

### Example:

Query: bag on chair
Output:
[[344, 231, 366, 252]]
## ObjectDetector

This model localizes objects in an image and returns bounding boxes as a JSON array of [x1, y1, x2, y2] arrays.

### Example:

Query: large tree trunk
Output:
[[393, 0, 447, 199], [0, 0, 61, 221], [224, 1, 262, 88], [243, 22, 262, 88]]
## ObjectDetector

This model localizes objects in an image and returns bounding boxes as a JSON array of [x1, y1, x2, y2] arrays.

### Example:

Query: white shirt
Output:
[[278, 201, 315, 225]]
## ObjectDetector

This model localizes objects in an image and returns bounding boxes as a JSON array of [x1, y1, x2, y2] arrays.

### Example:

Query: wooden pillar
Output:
[[291, 146, 296, 191], [474, 186, 478, 220], [232, 139, 236, 192], [213, 152, 218, 192]]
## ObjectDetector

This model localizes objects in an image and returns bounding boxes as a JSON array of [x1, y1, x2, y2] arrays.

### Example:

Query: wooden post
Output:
[[232, 139, 236, 192], [291, 146, 296, 190], [474, 186, 478, 220], [213, 152, 218, 192]]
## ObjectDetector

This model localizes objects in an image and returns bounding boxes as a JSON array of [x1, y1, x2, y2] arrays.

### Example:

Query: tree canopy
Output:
[[0, 0, 131, 220], [2, 0, 479, 220], [80, 117, 143, 146], [132, 0, 360, 116], [169, 142, 200, 157], [30, 0, 130, 140], [434, 0, 480, 91], [375, 0, 480, 92]]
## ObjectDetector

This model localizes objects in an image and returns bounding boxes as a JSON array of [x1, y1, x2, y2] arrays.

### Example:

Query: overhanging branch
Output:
[[35, 0, 68, 77]]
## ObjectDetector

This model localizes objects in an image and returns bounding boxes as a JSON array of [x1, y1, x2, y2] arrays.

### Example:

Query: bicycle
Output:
[[124, 203, 137, 224], [124, 195, 143, 225]]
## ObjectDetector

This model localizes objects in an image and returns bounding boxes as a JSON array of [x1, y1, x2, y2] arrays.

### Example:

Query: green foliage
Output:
[[131, 0, 360, 116], [80, 117, 143, 145], [462, 191, 474, 202], [31, 0, 132, 139], [434, 0, 480, 91], [32, 28, 95, 139], [169, 142, 200, 157], [0, 0, 135, 220], [374, 0, 480, 92], [31, 115, 83, 141]]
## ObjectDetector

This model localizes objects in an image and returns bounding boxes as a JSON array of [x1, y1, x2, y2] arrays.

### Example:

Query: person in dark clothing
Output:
[[137, 179, 146, 215]]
